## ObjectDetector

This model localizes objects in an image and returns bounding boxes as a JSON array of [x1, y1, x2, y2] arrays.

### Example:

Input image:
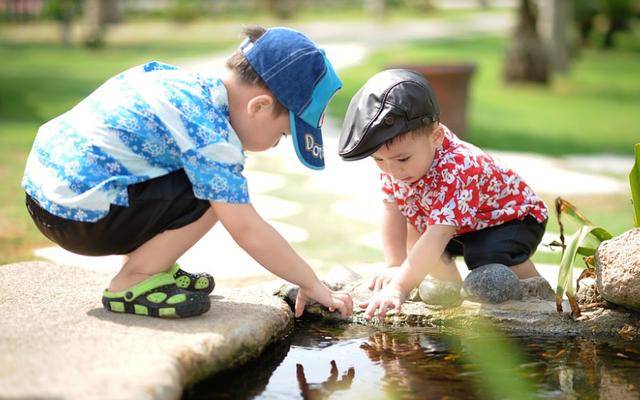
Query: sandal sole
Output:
[[102, 295, 211, 318]]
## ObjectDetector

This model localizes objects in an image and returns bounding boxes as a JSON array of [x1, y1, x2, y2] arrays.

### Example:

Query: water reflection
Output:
[[360, 331, 475, 399], [296, 360, 355, 399], [184, 320, 640, 400]]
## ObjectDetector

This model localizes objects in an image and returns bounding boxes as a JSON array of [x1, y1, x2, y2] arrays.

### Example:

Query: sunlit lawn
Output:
[[330, 34, 640, 155], [0, 23, 638, 266]]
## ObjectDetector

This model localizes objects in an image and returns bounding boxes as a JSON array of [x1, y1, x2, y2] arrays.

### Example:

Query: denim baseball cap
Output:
[[241, 27, 342, 170]]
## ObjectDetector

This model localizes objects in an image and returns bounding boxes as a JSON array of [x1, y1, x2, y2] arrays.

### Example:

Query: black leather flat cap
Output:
[[338, 69, 440, 161]]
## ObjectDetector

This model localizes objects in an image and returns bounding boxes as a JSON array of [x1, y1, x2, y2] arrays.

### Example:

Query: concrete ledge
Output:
[[278, 266, 640, 339], [0, 262, 293, 400]]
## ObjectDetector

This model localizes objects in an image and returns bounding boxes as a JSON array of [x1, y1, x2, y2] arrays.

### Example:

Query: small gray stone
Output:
[[576, 277, 603, 305], [520, 276, 555, 301], [407, 287, 421, 301], [418, 278, 462, 307], [462, 263, 522, 304]]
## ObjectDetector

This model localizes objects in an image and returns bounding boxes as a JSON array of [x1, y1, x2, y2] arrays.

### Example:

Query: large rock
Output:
[[596, 228, 640, 311], [0, 262, 292, 400], [462, 264, 522, 303]]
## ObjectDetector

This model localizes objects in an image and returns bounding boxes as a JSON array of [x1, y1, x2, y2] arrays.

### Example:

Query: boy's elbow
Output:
[[209, 201, 261, 244]]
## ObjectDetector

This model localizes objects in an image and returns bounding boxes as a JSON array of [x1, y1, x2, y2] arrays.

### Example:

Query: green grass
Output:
[[1, 27, 638, 267], [123, 5, 509, 23], [329, 35, 640, 155], [531, 193, 635, 266]]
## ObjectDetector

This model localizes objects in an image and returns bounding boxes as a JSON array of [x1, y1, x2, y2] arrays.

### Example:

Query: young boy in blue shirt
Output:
[[22, 26, 353, 319]]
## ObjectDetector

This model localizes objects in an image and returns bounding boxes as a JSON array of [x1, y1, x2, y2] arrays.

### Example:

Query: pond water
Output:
[[184, 319, 640, 399]]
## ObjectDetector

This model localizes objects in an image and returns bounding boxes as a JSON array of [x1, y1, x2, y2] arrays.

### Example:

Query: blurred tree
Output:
[[83, 0, 118, 47], [44, 0, 83, 45], [366, 0, 386, 19], [401, 0, 436, 12], [599, 0, 635, 48], [168, 0, 205, 23], [504, 0, 550, 83], [262, 0, 294, 19], [574, 0, 598, 45], [538, 0, 573, 72]]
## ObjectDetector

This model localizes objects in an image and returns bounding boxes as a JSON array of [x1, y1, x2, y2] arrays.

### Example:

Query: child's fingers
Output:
[[335, 298, 352, 318], [368, 276, 377, 290], [294, 295, 306, 318], [374, 278, 383, 292], [393, 298, 403, 315], [343, 294, 354, 312], [364, 299, 381, 320], [378, 301, 390, 320]]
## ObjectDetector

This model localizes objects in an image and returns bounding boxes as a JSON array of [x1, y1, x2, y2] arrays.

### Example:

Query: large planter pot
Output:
[[389, 64, 476, 138]]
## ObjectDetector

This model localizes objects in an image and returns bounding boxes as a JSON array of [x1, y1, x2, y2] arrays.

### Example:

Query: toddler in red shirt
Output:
[[338, 69, 548, 319]]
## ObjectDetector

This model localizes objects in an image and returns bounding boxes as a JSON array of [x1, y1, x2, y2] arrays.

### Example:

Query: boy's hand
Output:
[[295, 280, 353, 318], [359, 282, 407, 321], [368, 266, 401, 292]]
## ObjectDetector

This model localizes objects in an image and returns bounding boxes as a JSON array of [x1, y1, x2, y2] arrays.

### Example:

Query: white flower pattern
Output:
[[381, 126, 547, 235], [22, 61, 249, 222]]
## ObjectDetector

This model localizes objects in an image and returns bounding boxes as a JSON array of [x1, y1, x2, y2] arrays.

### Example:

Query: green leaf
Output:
[[631, 143, 640, 228], [555, 225, 612, 316]]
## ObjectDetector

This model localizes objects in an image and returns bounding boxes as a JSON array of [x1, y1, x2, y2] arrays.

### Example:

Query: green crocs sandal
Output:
[[102, 272, 210, 318], [170, 263, 215, 295]]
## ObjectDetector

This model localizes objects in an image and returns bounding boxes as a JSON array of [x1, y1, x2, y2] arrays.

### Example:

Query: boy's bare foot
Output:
[[108, 271, 155, 292]]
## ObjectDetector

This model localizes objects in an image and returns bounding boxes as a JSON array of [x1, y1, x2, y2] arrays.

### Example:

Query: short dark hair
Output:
[[226, 25, 288, 117], [383, 120, 439, 148]]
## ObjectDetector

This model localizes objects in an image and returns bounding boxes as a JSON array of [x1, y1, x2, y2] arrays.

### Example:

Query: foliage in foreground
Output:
[[554, 143, 640, 317]]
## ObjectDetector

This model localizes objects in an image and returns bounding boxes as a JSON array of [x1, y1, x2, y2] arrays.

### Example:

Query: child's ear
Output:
[[246, 95, 275, 117], [430, 123, 445, 147]]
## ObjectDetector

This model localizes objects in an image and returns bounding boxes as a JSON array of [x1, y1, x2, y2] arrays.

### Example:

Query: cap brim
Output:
[[290, 111, 325, 170]]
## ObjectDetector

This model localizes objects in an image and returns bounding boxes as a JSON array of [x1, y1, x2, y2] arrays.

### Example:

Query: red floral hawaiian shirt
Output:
[[381, 126, 548, 235]]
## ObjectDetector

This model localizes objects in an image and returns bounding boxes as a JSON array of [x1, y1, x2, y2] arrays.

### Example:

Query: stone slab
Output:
[[0, 262, 292, 400], [278, 266, 640, 339]]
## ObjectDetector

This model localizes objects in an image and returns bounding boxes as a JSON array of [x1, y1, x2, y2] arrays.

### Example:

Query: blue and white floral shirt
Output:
[[22, 61, 249, 222]]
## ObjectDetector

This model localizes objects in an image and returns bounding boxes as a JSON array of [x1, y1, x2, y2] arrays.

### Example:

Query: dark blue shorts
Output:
[[26, 169, 210, 256], [445, 216, 547, 270]]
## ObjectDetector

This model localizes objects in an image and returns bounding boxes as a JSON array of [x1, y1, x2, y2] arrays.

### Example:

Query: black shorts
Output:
[[25, 169, 210, 256], [445, 216, 547, 270]]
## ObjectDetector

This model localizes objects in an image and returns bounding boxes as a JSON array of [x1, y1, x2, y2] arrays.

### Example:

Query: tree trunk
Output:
[[503, 0, 550, 84], [60, 19, 72, 45], [265, 0, 294, 20], [83, 0, 106, 47], [538, 0, 572, 73], [366, 0, 386, 19]]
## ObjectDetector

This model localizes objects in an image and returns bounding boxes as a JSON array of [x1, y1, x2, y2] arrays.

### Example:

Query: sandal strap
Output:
[[169, 262, 181, 276], [103, 272, 176, 301]]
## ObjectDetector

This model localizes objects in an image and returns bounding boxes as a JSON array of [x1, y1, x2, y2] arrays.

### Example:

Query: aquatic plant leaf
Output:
[[453, 320, 536, 400], [631, 143, 640, 227], [555, 225, 612, 316], [554, 197, 595, 250]]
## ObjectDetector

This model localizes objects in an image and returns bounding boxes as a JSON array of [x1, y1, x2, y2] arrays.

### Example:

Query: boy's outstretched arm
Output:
[[369, 201, 407, 291], [361, 224, 456, 320], [210, 201, 353, 317]]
